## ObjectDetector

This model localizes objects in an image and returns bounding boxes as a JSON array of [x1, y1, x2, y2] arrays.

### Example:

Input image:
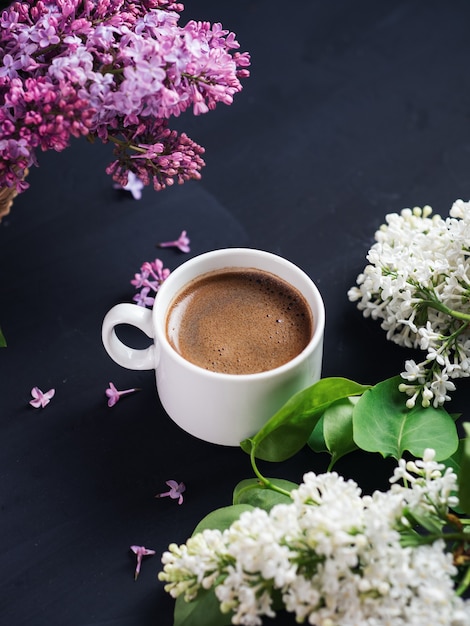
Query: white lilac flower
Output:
[[160, 529, 226, 601], [348, 202, 470, 407], [159, 454, 470, 625]]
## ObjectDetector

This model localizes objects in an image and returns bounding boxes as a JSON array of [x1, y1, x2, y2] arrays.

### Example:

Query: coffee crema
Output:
[[165, 267, 313, 375]]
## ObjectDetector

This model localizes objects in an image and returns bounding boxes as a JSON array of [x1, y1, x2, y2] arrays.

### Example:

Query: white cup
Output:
[[101, 248, 325, 446]]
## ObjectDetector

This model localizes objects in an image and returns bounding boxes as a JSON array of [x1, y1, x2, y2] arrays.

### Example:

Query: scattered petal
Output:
[[158, 230, 190, 253], [105, 382, 140, 407], [130, 545, 156, 580], [155, 480, 186, 505], [29, 387, 55, 408]]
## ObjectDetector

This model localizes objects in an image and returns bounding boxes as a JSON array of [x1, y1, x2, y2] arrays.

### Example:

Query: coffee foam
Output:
[[166, 268, 313, 375]]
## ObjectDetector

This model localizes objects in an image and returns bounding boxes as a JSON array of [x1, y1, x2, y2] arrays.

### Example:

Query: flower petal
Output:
[[44, 388, 55, 400], [30, 386, 41, 399], [29, 387, 55, 408]]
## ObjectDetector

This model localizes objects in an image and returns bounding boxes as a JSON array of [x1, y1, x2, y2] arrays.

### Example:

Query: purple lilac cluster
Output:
[[0, 0, 250, 194]]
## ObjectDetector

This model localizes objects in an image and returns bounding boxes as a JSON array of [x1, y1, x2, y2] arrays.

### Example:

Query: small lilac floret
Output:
[[132, 286, 155, 307], [158, 230, 190, 253], [105, 382, 139, 407], [130, 545, 156, 580], [155, 480, 186, 505], [29, 386, 55, 408], [113, 171, 144, 200]]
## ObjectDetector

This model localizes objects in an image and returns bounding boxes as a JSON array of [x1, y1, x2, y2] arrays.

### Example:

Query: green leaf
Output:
[[192, 504, 254, 535], [323, 397, 359, 466], [174, 589, 230, 626], [240, 378, 370, 462], [308, 397, 361, 465], [352, 376, 458, 460], [442, 439, 464, 476], [232, 478, 297, 510], [307, 415, 328, 453], [0, 326, 6, 347], [458, 423, 470, 515], [174, 504, 256, 625], [173, 504, 256, 626]]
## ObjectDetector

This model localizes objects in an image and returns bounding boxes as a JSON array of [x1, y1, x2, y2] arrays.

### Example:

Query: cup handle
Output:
[[102, 303, 156, 370]]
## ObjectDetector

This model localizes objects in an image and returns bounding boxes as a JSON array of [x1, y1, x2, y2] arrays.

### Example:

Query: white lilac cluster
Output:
[[348, 200, 470, 408], [159, 450, 469, 626]]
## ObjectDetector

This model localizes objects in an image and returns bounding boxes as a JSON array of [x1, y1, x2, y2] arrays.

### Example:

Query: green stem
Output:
[[456, 565, 470, 597], [420, 299, 470, 323], [416, 530, 470, 545], [107, 135, 146, 154], [249, 447, 292, 498], [181, 72, 214, 86]]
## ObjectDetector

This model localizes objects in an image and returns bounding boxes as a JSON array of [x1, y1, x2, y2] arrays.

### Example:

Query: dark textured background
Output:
[[1, 1, 470, 624]]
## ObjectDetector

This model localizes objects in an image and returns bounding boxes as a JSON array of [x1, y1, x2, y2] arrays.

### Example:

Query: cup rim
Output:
[[153, 247, 325, 380]]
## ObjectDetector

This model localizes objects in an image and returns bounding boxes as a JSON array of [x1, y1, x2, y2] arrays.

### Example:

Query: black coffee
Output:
[[166, 268, 313, 374]]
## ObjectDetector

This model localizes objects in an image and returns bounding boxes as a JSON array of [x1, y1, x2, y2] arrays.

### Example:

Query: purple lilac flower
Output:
[[131, 258, 170, 307], [132, 286, 155, 307], [105, 382, 140, 407], [0, 0, 250, 193], [130, 545, 156, 580], [29, 386, 55, 408], [113, 171, 144, 199], [158, 230, 190, 253], [155, 480, 186, 505]]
